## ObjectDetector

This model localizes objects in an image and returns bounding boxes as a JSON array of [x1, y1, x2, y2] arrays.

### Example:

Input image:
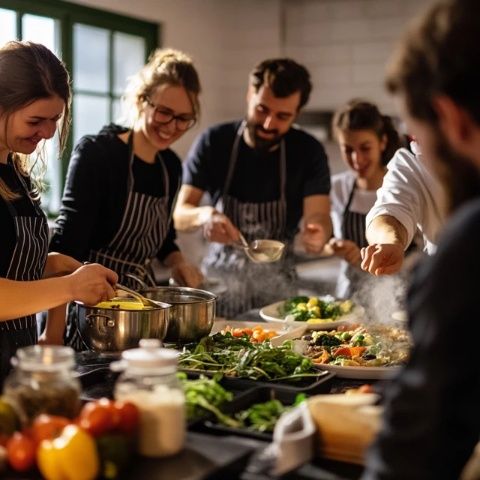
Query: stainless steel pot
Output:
[[75, 300, 171, 353], [140, 286, 217, 343]]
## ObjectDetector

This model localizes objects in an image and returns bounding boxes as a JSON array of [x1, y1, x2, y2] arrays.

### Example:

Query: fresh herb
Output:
[[178, 373, 239, 427], [179, 335, 318, 382], [223, 393, 307, 433]]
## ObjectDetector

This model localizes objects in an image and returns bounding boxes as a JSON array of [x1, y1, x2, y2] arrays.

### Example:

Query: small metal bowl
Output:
[[245, 239, 285, 263]]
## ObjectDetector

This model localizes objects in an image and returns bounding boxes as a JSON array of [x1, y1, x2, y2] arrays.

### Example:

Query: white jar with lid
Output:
[[111, 339, 185, 458]]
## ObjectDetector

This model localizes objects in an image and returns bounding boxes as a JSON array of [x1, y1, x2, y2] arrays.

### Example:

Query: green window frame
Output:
[[0, 0, 159, 213]]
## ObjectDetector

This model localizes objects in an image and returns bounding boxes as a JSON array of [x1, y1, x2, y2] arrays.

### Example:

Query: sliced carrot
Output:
[[332, 347, 352, 357], [349, 346, 367, 357]]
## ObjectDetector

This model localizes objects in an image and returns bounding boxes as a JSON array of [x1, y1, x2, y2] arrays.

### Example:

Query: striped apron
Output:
[[203, 121, 297, 318], [336, 180, 369, 298], [0, 160, 48, 384], [66, 131, 171, 349]]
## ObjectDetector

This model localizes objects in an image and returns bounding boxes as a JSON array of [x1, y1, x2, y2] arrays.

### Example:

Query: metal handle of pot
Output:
[[124, 273, 149, 290], [86, 313, 116, 328]]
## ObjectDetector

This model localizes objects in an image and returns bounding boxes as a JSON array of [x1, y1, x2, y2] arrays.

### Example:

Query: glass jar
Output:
[[112, 339, 185, 458], [3, 345, 81, 425]]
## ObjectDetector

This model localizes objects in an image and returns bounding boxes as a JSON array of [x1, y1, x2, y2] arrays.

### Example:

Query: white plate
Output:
[[259, 300, 364, 330], [313, 363, 402, 380]]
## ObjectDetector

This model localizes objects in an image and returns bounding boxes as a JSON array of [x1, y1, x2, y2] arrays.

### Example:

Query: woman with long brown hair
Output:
[[0, 41, 117, 382]]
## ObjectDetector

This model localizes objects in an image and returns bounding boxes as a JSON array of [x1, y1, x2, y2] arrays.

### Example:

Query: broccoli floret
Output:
[[313, 333, 342, 347]]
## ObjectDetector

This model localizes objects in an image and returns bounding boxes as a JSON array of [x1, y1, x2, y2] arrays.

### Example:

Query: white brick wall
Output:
[[68, 0, 436, 266], [71, 0, 434, 163]]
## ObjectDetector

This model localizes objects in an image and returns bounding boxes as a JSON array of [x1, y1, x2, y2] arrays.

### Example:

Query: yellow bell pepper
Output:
[[37, 424, 99, 480]]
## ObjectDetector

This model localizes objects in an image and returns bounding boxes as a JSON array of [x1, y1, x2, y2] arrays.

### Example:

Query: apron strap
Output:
[[222, 121, 287, 212]]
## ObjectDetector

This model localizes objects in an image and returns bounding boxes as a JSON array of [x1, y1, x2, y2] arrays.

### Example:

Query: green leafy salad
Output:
[[179, 372, 306, 432], [280, 295, 354, 323], [179, 332, 318, 382]]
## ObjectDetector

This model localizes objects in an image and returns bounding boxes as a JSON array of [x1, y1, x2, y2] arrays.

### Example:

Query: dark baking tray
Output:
[[179, 368, 335, 394], [201, 386, 304, 441]]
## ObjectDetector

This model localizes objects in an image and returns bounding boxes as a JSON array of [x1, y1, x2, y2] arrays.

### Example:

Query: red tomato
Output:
[[78, 400, 114, 437], [0, 433, 10, 447], [113, 401, 140, 434], [31, 414, 70, 445], [6, 432, 36, 472]]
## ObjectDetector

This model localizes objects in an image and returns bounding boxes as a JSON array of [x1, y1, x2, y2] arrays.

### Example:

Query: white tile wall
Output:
[[71, 0, 434, 163], [70, 0, 434, 267]]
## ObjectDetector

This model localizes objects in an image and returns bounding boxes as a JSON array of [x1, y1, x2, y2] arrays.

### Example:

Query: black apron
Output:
[[0, 159, 48, 384], [203, 121, 297, 318], [66, 132, 171, 349], [337, 180, 369, 298]]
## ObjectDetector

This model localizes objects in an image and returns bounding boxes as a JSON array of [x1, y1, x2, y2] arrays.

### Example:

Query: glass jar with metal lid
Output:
[[3, 345, 81, 425], [111, 339, 185, 457]]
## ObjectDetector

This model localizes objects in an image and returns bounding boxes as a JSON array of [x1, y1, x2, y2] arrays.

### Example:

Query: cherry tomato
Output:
[[113, 401, 140, 434], [6, 432, 36, 472], [78, 400, 114, 437], [31, 414, 70, 445]]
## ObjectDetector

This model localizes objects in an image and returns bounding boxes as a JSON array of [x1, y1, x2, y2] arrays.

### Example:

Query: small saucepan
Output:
[[75, 298, 171, 353]]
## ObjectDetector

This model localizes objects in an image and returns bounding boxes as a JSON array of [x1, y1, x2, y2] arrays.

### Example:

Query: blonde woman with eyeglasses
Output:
[[49, 48, 203, 347]]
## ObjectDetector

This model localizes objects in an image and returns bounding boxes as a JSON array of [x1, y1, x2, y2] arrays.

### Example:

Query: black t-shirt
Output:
[[50, 124, 181, 262], [363, 198, 480, 480], [0, 163, 38, 275], [183, 121, 331, 239]]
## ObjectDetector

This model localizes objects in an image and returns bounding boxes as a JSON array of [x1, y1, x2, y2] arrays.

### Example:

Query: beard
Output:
[[245, 120, 285, 151], [430, 126, 480, 214]]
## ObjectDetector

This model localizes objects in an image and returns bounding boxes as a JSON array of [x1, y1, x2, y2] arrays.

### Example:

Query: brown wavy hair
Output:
[[0, 41, 71, 201], [386, 0, 480, 212]]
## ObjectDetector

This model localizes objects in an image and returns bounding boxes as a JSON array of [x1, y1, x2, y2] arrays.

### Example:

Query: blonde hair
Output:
[[121, 48, 201, 126], [0, 41, 71, 201]]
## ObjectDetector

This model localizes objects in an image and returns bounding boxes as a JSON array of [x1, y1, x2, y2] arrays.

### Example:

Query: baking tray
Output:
[[201, 386, 304, 441]]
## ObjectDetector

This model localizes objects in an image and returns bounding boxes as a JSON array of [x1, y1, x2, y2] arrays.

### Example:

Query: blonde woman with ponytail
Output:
[[49, 48, 203, 348]]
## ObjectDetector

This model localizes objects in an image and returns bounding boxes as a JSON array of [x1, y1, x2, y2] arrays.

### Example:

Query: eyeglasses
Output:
[[144, 97, 196, 131]]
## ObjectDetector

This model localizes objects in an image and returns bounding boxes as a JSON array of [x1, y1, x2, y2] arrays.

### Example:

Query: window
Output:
[[0, 0, 158, 213]]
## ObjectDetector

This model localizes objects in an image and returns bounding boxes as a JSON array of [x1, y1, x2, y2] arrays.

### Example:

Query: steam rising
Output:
[[351, 274, 408, 326]]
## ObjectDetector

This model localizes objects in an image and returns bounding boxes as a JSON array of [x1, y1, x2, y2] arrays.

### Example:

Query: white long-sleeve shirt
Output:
[[366, 148, 446, 255]]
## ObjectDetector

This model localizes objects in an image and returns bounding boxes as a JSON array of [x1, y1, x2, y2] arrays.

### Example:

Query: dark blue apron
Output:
[[203, 121, 297, 318]]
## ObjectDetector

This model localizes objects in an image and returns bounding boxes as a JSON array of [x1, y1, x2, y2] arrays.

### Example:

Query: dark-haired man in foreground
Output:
[[362, 1, 480, 479]]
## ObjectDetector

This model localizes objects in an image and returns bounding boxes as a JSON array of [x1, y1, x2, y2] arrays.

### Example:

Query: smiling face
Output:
[[138, 84, 195, 152], [245, 84, 300, 150], [0, 95, 65, 161], [337, 129, 387, 186]]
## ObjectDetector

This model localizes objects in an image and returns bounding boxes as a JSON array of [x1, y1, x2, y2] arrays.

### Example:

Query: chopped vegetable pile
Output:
[[280, 295, 354, 323], [302, 324, 410, 367], [179, 332, 318, 382], [217, 325, 277, 343]]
